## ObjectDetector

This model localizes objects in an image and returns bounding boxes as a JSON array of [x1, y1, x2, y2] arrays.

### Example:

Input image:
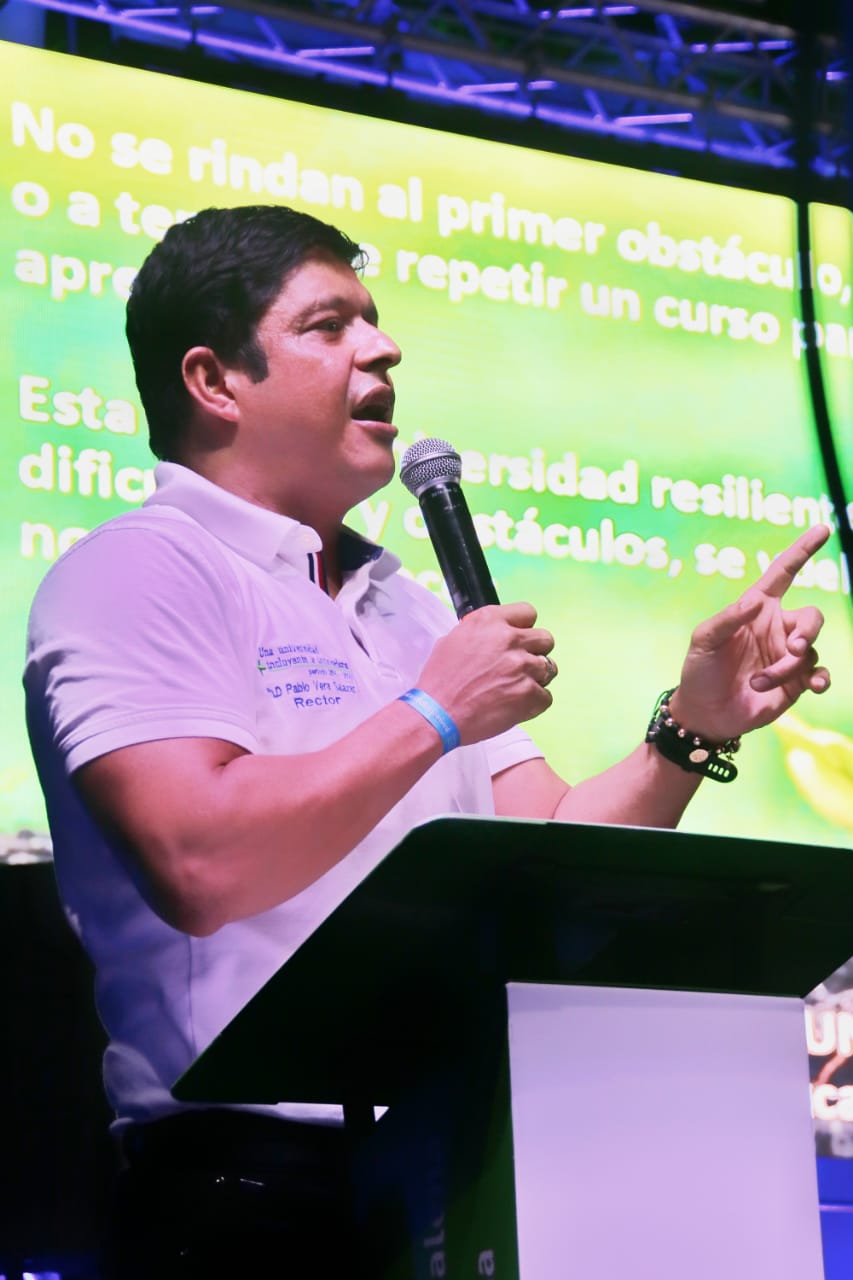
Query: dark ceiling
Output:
[[8, 0, 850, 198]]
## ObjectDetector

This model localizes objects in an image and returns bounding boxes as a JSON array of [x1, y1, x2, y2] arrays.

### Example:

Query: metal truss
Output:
[[9, 0, 850, 182]]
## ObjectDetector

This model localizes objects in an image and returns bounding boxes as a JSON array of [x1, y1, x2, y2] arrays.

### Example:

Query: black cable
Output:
[[793, 0, 853, 615]]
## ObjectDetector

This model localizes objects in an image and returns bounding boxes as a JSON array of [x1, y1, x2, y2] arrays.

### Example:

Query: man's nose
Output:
[[359, 322, 402, 370]]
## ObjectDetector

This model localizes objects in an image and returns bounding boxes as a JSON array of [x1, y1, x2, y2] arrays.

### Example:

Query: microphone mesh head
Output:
[[399, 438, 462, 497]]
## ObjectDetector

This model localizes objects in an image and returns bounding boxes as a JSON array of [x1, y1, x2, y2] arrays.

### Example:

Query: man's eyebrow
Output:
[[292, 295, 380, 326]]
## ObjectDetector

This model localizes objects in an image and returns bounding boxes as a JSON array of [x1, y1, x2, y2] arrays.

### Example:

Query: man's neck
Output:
[[175, 453, 351, 593], [318, 538, 343, 599]]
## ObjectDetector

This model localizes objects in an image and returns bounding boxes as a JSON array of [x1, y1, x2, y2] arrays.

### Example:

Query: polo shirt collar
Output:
[[145, 462, 400, 581]]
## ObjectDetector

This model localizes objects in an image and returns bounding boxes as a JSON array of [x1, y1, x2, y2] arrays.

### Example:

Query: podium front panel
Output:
[[507, 982, 823, 1280]]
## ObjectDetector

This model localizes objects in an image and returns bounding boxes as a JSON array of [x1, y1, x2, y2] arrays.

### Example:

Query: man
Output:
[[24, 204, 830, 1276]]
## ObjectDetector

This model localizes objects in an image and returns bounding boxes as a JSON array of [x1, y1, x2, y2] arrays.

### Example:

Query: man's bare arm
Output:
[[494, 526, 831, 825], [75, 601, 554, 935]]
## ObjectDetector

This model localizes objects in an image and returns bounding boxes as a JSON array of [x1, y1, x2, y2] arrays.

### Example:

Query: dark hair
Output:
[[125, 205, 365, 460]]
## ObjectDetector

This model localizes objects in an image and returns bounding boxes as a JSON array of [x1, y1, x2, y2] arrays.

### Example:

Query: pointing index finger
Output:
[[754, 525, 831, 599]]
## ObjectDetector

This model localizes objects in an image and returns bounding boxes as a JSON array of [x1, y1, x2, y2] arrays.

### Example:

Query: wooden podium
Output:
[[174, 817, 853, 1279]]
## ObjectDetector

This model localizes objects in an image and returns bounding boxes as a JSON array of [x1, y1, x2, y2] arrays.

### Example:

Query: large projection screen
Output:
[[1, 39, 851, 854]]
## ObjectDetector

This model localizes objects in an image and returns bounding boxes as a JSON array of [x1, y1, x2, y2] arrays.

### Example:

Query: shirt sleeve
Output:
[[483, 723, 544, 777], [25, 514, 260, 775]]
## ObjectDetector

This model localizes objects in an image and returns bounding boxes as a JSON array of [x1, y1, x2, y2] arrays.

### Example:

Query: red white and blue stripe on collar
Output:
[[306, 533, 383, 594], [306, 550, 329, 594]]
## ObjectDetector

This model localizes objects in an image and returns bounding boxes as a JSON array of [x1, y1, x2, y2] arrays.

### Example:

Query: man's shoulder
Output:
[[29, 505, 241, 624], [75, 502, 211, 546], [44, 505, 229, 574]]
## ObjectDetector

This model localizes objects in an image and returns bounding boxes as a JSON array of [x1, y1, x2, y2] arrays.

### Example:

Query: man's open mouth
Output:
[[352, 391, 394, 422]]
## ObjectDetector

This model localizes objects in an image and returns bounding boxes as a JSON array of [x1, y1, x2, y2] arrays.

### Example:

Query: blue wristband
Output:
[[398, 688, 461, 754]]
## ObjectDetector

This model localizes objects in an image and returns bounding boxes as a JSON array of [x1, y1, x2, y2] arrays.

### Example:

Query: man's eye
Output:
[[316, 318, 343, 332]]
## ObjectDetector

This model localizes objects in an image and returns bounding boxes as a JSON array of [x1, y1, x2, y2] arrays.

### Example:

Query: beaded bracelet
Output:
[[645, 688, 740, 783], [398, 688, 461, 754]]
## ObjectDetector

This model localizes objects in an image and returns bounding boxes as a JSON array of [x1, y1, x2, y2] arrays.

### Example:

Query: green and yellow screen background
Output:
[[1, 39, 851, 849]]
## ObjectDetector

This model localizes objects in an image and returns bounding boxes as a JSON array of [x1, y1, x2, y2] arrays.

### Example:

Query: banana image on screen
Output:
[[775, 713, 853, 834]]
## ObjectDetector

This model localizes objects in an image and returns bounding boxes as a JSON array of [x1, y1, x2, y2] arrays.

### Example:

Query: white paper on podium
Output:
[[507, 983, 823, 1280]]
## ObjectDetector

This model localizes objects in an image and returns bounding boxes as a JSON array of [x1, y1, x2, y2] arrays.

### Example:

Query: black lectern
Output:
[[175, 817, 853, 1279]]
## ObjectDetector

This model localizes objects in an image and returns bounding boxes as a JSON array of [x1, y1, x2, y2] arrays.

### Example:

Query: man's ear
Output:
[[182, 347, 240, 423]]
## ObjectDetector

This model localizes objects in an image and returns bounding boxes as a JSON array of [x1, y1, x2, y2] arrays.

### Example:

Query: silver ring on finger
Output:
[[541, 654, 558, 687]]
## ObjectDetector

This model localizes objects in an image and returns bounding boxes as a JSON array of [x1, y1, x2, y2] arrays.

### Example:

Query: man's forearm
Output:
[[493, 746, 702, 829], [552, 742, 702, 827], [76, 697, 446, 936]]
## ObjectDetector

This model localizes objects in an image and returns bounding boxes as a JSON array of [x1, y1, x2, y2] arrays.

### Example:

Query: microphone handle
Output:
[[418, 480, 500, 618]]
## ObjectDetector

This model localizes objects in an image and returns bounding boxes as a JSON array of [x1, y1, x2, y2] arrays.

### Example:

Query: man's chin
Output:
[[346, 458, 396, 510]]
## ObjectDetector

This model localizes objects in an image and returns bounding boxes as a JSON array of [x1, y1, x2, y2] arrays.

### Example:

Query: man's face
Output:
[[224, 251, 402, 524]]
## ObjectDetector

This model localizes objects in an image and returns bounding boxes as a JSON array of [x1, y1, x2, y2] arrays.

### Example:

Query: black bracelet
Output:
[[645, 688, 740, 783]]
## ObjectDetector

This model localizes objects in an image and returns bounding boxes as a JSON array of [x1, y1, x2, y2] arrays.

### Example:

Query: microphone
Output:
[[399, 437, 499, 618]]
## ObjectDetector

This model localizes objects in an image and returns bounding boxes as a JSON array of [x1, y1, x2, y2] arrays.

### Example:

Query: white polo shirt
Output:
[[24, 463, 541, 1127]]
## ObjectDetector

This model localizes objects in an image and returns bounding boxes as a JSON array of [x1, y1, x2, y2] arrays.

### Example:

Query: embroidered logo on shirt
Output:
[[258, 643, 357, 709]]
